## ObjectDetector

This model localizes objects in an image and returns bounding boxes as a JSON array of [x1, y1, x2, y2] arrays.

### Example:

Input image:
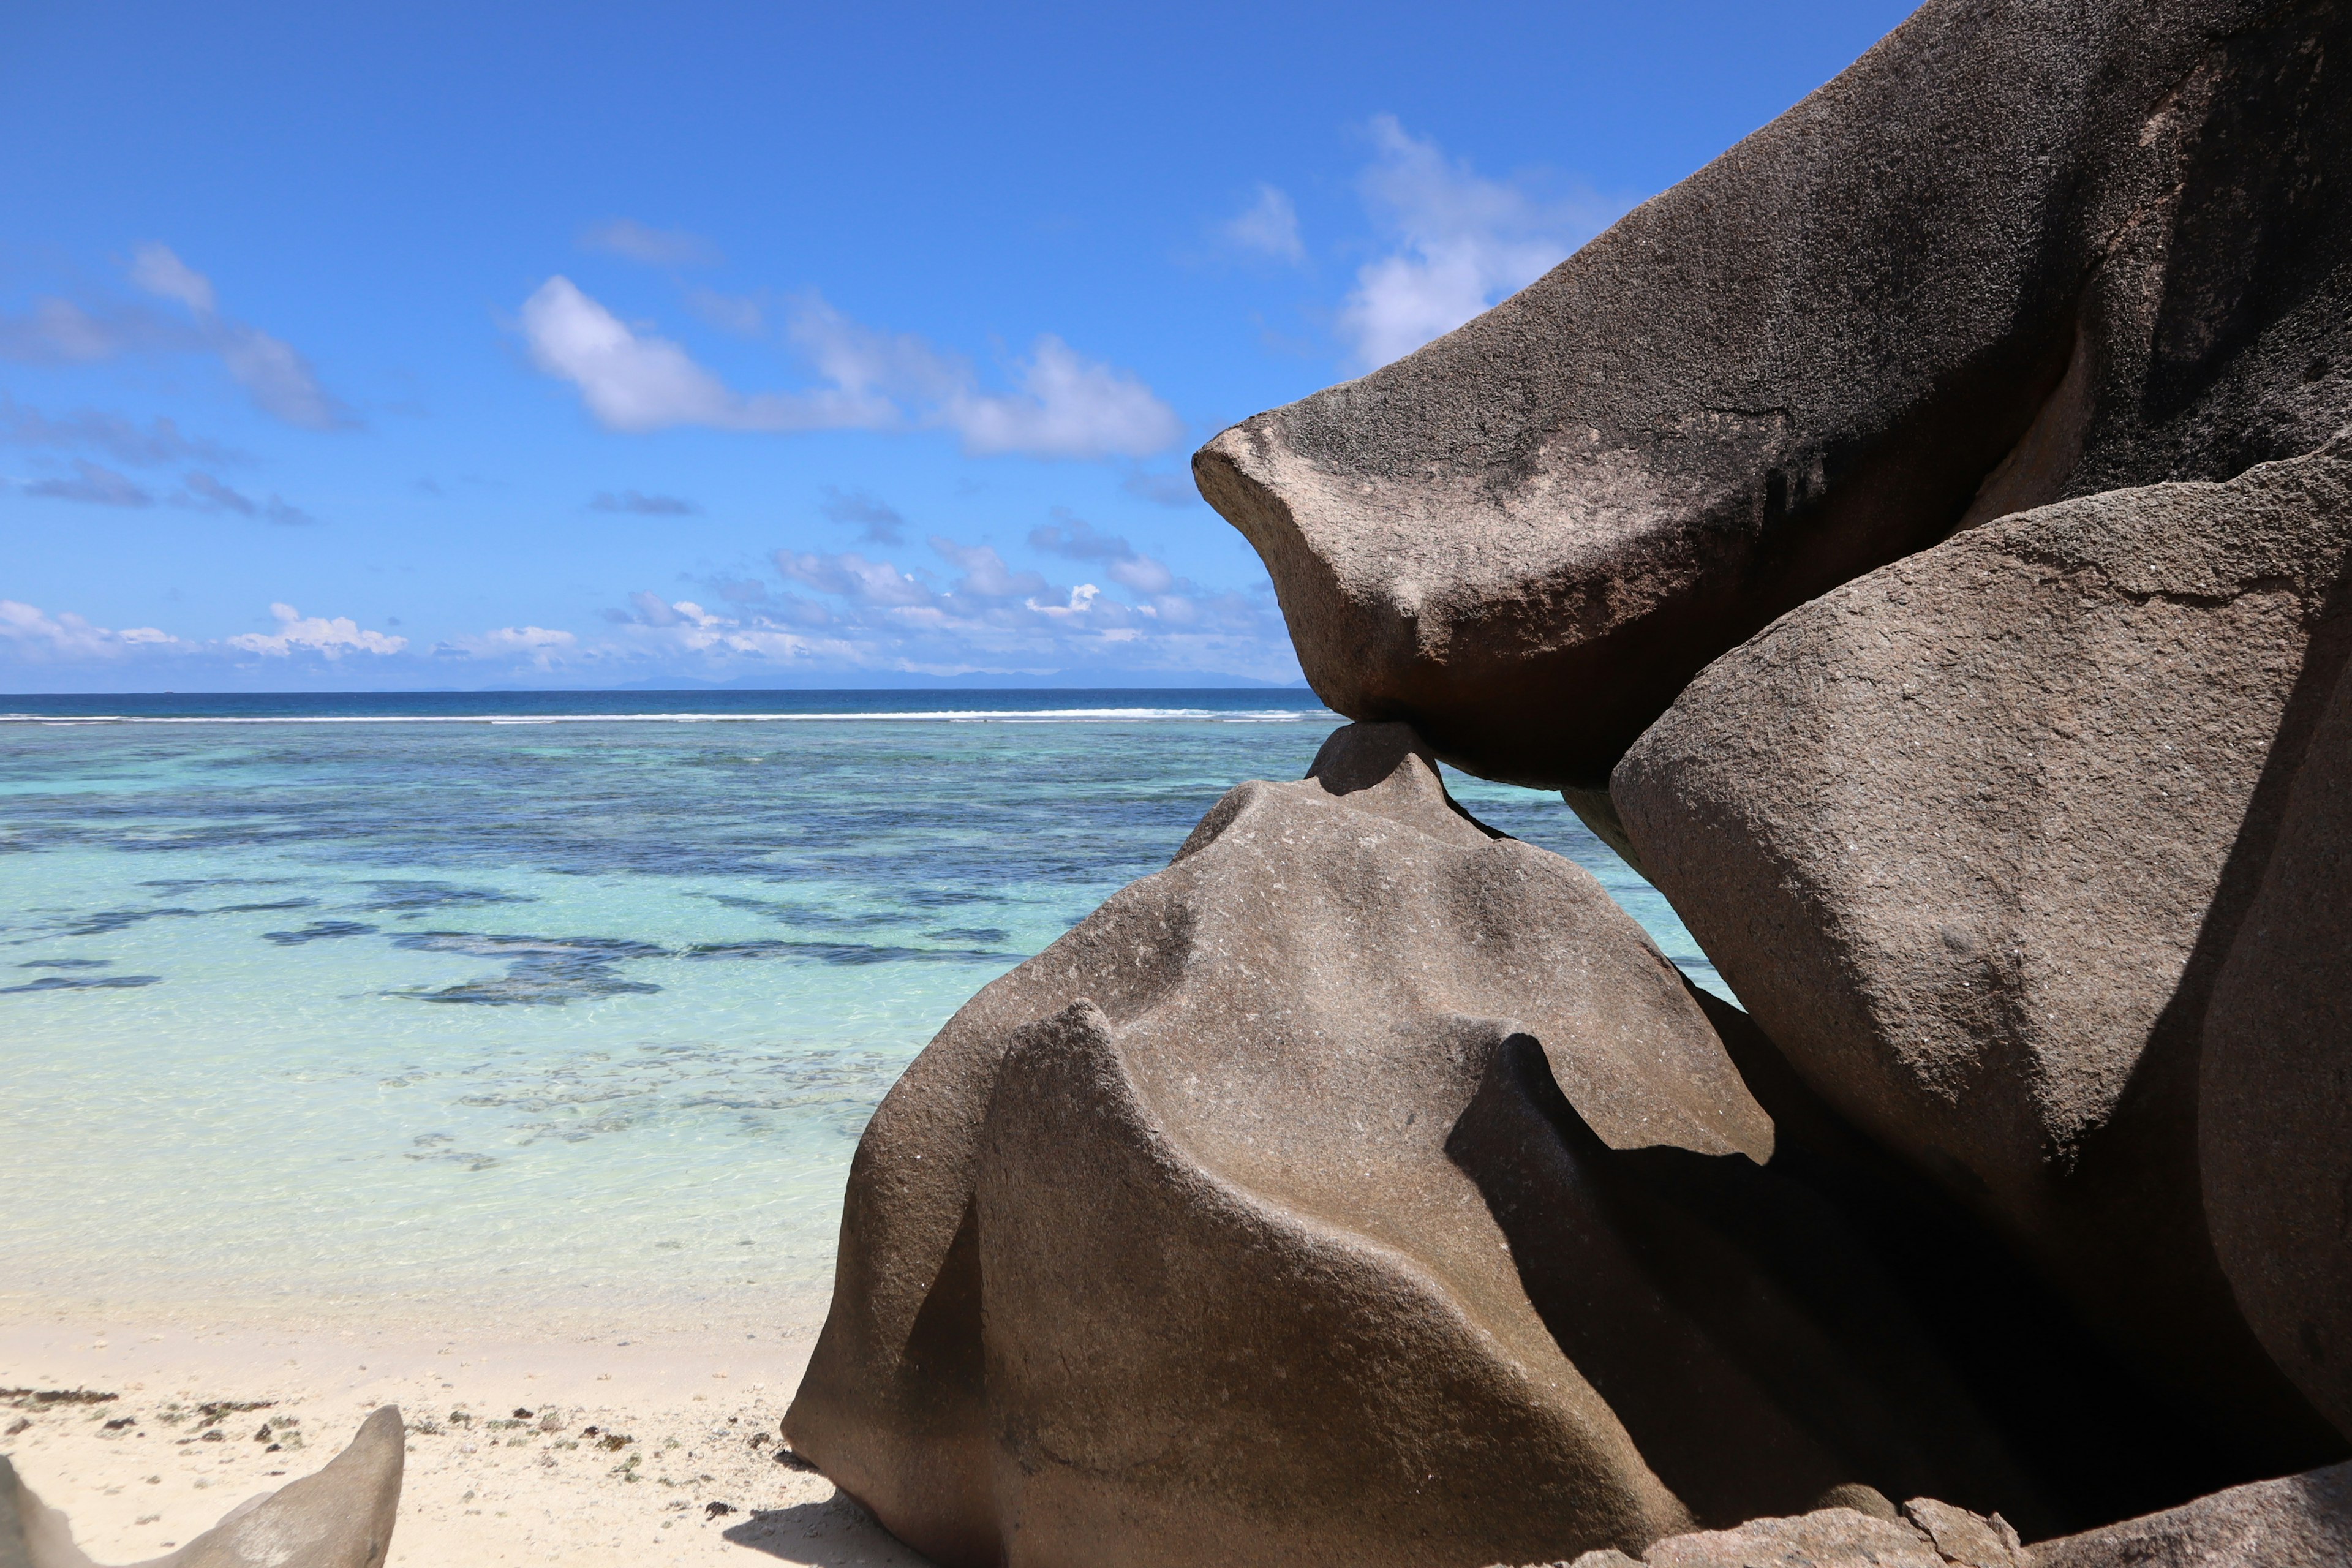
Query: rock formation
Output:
[[2201, 647, 2352, 1442], [1613, 444, 2352, 1471], [797, 0, 2352, 1562], [1528, 1461, 2352, 1567], [2031, 1458, 2352, 1567], [1194, 0, 2352, 806], [1, 1406, 404, 1568], [787, 725, 2033, 1567], [1547, 1497, 2025, 1568]]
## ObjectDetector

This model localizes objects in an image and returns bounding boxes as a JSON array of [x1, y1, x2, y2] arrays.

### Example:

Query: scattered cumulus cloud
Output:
[[1223, 184, 1306, 264], [581, 219, 724, 269], [519, 277, 1182, 460], [226, 603, 407, 657], [519, 276, 891, 434], [818, 485, 907, 545], [21, 459, 153, 507], [1337, 116, 1621, 371], [0, 247, 353, 429], [0, 599, 181, 660], [589, 488, 701, 516], [772, 550, 932, 607]]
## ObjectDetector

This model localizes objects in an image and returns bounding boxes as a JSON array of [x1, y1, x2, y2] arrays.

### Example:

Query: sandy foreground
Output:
[[0, 1313, 936, 1567]]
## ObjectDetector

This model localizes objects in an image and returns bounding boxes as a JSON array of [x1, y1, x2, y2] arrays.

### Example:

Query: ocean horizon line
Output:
[[0, 687, 1336, 726]]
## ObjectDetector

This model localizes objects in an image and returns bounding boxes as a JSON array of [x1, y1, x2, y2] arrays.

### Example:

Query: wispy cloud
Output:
[[177, 471, 319, 525], [1337, 116, 1621, 371], [1121, 471, 1199, 508], [225, 603, 406, 657], [930, 537, 1047, 600], [1028, 510, 1175, 594], [589, 489, 701, 516], [21, 459, 154, 507], [818, 486, 907, 545], [0, 396, 241, 469], [519, 277, 1183, 460], [1223, 184, 1306, 264], [581, 219, 724, 269], [0, 247, 354, 429]]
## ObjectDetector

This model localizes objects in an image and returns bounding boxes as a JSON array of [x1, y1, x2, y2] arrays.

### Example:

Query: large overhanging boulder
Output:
[[786, 725, 2034, 1567], [1613, 441, 2352, 1470], [1194, 0, 2352, 800]]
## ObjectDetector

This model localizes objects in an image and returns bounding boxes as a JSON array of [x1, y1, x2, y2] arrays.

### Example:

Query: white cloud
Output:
[[430, 625, 580, 669], [0, 599, 181, 660], [930, 538, 1047, 600], [1223, 184, 1305, 264], [519, 277, 1182, 459], [128, 243, 217, 314], [226, 603, 407, 657], [124, 246, 352, 429], [772, 550, 933, 607], [580, 219, 723, 268], [519, 277, 889, 434], [1107, 554, 1175, 594], [1336, 116, 1621, 371], [0, 249, 349, 430], [937, 336, 1183, 459]]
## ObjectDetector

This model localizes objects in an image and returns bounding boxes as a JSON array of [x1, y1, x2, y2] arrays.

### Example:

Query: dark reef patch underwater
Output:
[[0, 692, 1710, 1325]]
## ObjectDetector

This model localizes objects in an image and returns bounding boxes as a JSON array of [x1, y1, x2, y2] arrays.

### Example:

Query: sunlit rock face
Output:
[[785, 725, 2035, 1568], [1195, 0, 2352, 801], [1615, 443, 2352, 1475]]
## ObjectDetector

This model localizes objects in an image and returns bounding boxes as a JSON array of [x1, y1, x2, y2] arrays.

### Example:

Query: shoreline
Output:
[[0, 1305, 929, 1566]]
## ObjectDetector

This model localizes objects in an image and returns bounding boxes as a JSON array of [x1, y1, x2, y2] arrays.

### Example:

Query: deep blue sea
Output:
[[0, 690, 1721, 1334]]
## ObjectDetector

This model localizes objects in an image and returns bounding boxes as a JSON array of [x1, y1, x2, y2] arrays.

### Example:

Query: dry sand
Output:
[[0, 1313, 935, 1567]]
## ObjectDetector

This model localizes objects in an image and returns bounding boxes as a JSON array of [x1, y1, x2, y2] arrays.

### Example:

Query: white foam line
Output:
[[0, 708, 1325, 726]]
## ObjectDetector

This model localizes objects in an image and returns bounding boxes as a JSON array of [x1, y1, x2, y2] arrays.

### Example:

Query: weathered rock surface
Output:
[[1535, 1498, 2024, 1568], [2, 1406, 404, 1568], [1194, 0, 2352, 794], [2034, 1460, 2352, 1567], [1541, 1464, 2352, 1566], [787, 724, 2031, 1567], [2202, 647, 2352, 1442], [1615, 445, 2352, 1468]]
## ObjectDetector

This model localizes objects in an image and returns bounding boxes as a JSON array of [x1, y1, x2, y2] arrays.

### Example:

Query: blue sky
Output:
[[1, 0, 1915, 691]]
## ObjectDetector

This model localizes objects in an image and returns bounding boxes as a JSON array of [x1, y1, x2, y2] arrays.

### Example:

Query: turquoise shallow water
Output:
[[0, 692, 1722, 1333]]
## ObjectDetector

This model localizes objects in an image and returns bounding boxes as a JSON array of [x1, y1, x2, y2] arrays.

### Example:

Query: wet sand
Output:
[[0, 1313, 932, 1567]]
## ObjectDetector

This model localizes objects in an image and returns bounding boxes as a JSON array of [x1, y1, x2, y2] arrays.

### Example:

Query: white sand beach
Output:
[[1, 1310, 932, 1567]]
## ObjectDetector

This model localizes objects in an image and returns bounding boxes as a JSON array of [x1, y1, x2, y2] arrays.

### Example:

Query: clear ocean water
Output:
[[0, 690, 1722, 1334]]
